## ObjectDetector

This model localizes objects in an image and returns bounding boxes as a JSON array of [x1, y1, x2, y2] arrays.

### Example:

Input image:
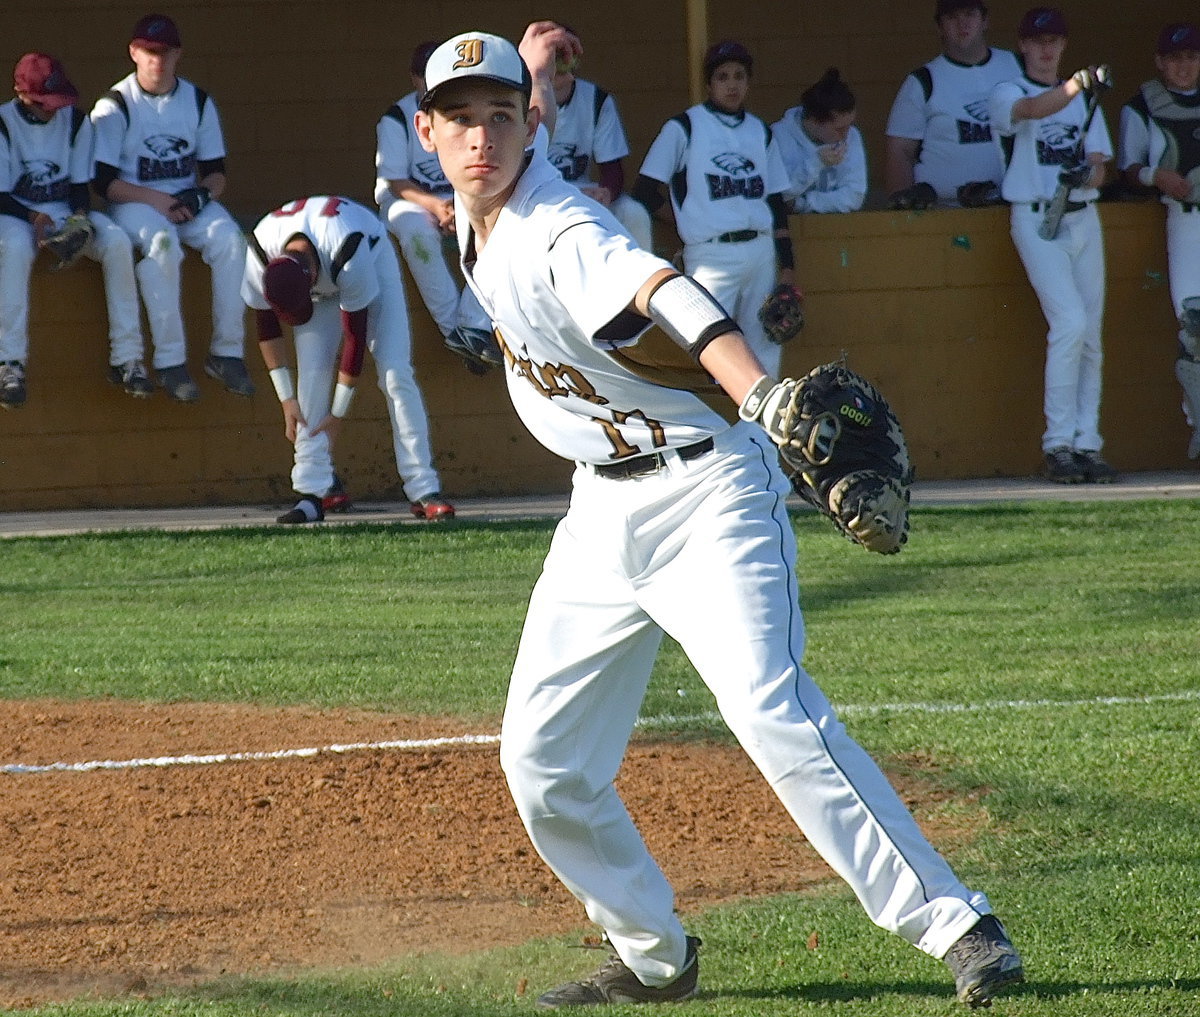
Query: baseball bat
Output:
[[1038, 82, 1104, 241]]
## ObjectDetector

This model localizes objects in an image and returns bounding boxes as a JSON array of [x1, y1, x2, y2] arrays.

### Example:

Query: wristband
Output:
[[268, 366, 295, 403], [1138, 166, 1156, 189], [774, 235, 795, 271], [330, 382, 354, 418]]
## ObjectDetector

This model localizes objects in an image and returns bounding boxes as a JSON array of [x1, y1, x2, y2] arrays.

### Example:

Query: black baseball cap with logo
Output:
[[934, 0, 987, 21], [131, 14, 182, 50]]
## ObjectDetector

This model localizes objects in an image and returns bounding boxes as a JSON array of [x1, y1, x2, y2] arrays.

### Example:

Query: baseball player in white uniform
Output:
[[546, 34, 653, 250], [242, 195, 452, 524], [989, 7, 1116, 484], [90, 14, 253, 403], [771, 68, 867, 213], [885, 0, 1022, 207], [0, 53, 150, 408], [633, 41, 794, 378], [1118, 22, 1200, 458], [375, 41, 498, 372], [415, 26, 1024, 1011]]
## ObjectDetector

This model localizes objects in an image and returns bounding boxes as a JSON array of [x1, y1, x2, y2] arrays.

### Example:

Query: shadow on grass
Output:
[[721, 975, 1200, 1005]]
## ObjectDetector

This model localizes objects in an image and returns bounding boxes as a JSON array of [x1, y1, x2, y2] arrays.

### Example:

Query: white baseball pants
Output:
[[290, 240, 440, 502], [683, 234, 780, 377], [1010, 203, 1105, 453], [109, 200, 246, 370], [381, 198, 489, 338], [500, 422, 992, 988], [0, 209, 144, 366]]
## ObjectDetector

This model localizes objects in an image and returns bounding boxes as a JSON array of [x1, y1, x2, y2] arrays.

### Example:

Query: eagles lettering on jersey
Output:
[[14, 159, 68, 204], [957, 99, 994, 144], [706, 153, 765, 200], [548, 142, 590, 182], [1036, 122, 1082, 167], [138, 133, 194, 182]]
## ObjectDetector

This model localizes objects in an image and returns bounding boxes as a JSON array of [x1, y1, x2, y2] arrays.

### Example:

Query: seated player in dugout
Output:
[[414, 25, 1024, 1012], [0, 53, 151, 408]]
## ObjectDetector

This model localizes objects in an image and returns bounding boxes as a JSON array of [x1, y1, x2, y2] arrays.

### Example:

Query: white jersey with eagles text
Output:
[[242, 195, 386, 313], [1119, 82, 1200, 205], [770, 105, 867, 213], [886, 48, 1022, 202], [374, 90, 451, 209], [458, 155, 728, 465], [90, 72, 226, 195], [0, 101, 92, 213], [638, 102, 788, 246], [989, 77, 1112, 204], [545, 77, 630, 186]]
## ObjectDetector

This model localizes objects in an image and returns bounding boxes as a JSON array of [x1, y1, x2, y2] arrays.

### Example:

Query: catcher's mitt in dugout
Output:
[[739, 362, 914, 554], [759, 283, 805, 344], [40, 213, 94, 270]]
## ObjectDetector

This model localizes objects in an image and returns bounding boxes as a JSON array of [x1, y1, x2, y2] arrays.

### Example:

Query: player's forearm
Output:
[[390, 179, 442, 212], [1011, 78, 1082, 123], [884, 136, 918, 193], [698, 333, 772, 404], [103, 178, 170, 208], [197, 171, 226, 201]]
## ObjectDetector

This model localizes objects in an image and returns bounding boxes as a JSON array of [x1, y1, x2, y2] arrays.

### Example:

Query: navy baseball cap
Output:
[[420, 32, 533, 111], [410, 40, 439, 77], [13, 53, 78, 110], [264, 255, 314, 326], [1157, 22, 1200, 55], [131, 14, 182, 49], [1018, 7, 1068, 38], [704, 40, 753, 81]]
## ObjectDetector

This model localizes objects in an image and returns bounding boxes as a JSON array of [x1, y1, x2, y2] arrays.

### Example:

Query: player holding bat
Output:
[[989, 7, 1116, 484]]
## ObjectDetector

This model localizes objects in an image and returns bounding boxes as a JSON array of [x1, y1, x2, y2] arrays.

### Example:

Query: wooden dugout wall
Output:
[[0, 2, 1193, 510]]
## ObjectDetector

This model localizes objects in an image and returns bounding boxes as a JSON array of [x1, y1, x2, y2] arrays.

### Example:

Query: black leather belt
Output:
[[1030, 200, 1089, 214], [591, 437, 715, 480], [715, 229, 761, 243]]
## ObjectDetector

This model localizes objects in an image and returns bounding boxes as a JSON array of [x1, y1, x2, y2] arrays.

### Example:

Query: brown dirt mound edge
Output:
[[0, 699, 988, 1009]]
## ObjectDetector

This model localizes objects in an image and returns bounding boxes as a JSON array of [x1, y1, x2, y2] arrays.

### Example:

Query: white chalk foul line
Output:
[[3, 689, 1198, 776]]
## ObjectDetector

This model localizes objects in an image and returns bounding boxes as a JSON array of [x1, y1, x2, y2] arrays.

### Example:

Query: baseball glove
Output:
[[444, 326, 504, 375], [759, 283, 805, 345], [888, 182, 937, 211], [171, 186, 211, 217], [41, 213, 95, 270], [742, 363, 913, 553], [957, 180, 1004, 208]]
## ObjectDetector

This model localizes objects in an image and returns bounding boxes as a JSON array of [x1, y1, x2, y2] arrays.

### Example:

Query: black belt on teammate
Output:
[[1030, 200, 1090, 214], [715, 229, 761, 243], [591, 437, 716, 480]]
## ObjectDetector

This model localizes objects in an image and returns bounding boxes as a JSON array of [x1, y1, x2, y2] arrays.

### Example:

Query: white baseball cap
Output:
[[420, 31, 532, 111]]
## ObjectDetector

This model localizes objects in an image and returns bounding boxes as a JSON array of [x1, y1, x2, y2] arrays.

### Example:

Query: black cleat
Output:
[[536, 936, 700, 1009], [944, 915, 1024, 1009]]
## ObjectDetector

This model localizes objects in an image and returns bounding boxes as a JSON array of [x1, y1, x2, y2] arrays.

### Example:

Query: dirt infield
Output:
[[0, 700, 986, 1009]]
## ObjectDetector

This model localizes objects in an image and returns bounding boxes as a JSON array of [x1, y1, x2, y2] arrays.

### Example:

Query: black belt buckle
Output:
[[717, 229, 759, 243], [592, 437, 715, 480]]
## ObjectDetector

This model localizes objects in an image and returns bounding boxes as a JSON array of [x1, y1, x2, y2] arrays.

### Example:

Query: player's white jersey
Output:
[[1119, 81, 1200, 205], [242, 195, 387, 313], [770, 105, 867, 213], [639, 102, 788, 245], [374, 90, 451, 208], [0, 101, 92, 213], [989, 77, 1112, 204], [886, 48, 1022, 201], [546, 78, 630, 185], [458, 155, 728, 464], [90, 73, 226, 195]]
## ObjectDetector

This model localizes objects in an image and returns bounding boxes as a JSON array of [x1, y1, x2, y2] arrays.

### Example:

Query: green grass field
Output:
[[2, 499, 1199, 1015]]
